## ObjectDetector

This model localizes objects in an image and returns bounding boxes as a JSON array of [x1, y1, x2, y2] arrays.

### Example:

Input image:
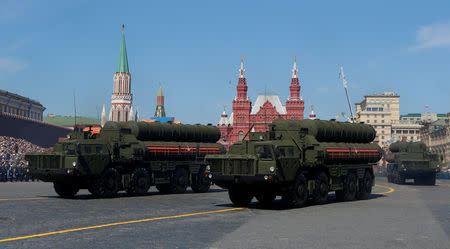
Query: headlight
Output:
[[26, 161, 29, 166], [72, 161, 77, 167], [269, 166, 275, 173], [206, 165, 211, 171]]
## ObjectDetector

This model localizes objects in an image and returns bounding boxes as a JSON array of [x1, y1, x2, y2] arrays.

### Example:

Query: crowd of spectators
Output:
[[0, 136, 48, 182]]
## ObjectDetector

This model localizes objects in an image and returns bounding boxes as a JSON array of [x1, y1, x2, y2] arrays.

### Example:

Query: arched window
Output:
[[118, 111, 121, 121], [125, 111, 128, 122]]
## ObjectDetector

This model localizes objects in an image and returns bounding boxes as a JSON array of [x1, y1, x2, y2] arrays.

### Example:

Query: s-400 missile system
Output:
[[25, 121, 225, 198], [205, 119, 382, 207], [386, 141, 440, 185]]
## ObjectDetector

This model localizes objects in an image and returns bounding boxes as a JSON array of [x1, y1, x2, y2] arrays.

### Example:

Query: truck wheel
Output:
[[90, 168, 121, 198], [336, 172, 357, 202], [127, 168, 151, 195], [426, 175, 436, 185], [54, 182, 79, 198], [191, 166, 211, 193], [356, 171, 373, 200], [171, 167, 188, 194], [397, 173, 405, 184], [313, 172, 329, 205], [255, 191, 276, 206], [282, 173, 308, 208], [414, 177, 423, 185], [228, 187, 253, 207]]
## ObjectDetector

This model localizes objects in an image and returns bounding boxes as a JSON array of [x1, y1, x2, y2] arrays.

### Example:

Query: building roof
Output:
[[116, 27, 129, 73], [437, 114, 447, 117], [0, 89, 45, 109], [250, 95, 287, 115], [364, 92, 399, 98], [401, 113, 421, 118], [218, 110, 229, 126]]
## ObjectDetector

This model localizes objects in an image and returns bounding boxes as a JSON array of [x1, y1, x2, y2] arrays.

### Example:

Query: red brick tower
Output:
[[285, 55, 304, 120], [110, 25, 133, 122], [231, 55, 252, 141]]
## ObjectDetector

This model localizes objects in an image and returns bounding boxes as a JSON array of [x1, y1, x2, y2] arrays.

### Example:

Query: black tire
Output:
[[282, 173, 308, 208], [356, 171, 373, 200], [397, 172, 405, 184], [228, 187, 253, 207], [191, 166, 211, 193], [157, 167, 188, 194], [54, 182, 79, 198], [426, 174, 436, 185], [127, 168, 151, 195], [171, 167, 188, 194], [255, 191, 276, 207], [89, 168, 121, 198], [313, 172, 329, 205], [414, 176, 423, 185], [336, 172, 357, 202]]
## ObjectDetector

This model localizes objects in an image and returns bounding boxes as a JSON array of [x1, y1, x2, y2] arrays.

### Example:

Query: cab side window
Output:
[[255, 145, 273, 160], [96, 146, 103, 153], [84, 146, 92, 154]]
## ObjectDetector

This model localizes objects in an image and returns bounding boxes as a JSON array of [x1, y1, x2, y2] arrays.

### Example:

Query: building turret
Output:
[[101, 104, 106, 127], [309, 104, 317, 120], [154, 83, 166, 117], [232, 55, 252, 141], [285, 55, 304, 120], [236, 54, 248, 101]]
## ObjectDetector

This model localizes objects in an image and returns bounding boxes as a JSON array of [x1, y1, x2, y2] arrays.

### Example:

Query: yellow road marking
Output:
[[0, 197, 48, 201], [0, 207, 244, 243], [374, 184, 395, 195]]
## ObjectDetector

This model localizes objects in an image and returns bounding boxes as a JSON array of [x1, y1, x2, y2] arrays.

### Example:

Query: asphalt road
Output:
[[0, 177, 449, 249]]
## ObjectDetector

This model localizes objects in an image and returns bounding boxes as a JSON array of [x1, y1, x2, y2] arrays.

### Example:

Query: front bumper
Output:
[[403, 168, 439, 178], [30, 168, 80, 183], [211, 174, 276, 189]]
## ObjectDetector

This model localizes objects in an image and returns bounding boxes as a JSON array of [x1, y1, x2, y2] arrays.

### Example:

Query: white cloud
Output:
[[411, 21, 450, 50], [0, 57, 27, 75]]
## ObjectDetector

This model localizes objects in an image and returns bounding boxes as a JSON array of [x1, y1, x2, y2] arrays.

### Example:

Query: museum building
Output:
[[217, 56, 305, 145]]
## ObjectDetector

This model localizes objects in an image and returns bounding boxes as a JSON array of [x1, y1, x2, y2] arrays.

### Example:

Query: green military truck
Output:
[[25, 121, 225, 198], [386, 141, 440, 185], [205, 119, 382, 208]]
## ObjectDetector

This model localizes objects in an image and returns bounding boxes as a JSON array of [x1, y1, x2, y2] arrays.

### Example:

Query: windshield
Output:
[[255, 145, 273, 160], [64, 144, 76, 156]]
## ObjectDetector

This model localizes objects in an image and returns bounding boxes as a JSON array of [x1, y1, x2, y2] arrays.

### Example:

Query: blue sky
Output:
[[1, 0, 449, 124]]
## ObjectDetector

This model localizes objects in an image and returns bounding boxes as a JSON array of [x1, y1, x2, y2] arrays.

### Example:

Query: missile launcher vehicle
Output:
[[205, 119, 382, 207], [386, 141, 440, 185], [25, 121, 225, 198]]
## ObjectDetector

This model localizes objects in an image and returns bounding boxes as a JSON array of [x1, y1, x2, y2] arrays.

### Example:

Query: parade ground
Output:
[[0, 177, 449, 249]]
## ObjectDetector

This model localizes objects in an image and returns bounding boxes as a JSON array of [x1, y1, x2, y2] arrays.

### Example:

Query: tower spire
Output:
[[116, 24, 129, 73], [292, 54, 298, 78], [309, 103, 317, 120], [239, 54, 245, 78], [236, 54, 248, 101], [154, 83, 166, 117]]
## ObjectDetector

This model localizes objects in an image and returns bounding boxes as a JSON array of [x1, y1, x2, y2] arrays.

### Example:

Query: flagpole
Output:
[[340, 66, 355, 123]]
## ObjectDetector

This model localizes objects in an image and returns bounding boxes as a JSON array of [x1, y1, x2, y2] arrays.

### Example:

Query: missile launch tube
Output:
[[270, 119, 376, 143], [103, 121, 221, 143]]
